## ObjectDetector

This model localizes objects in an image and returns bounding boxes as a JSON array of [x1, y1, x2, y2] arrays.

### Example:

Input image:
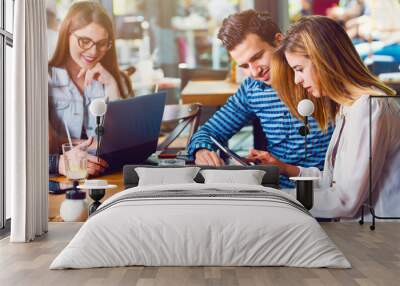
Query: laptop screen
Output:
[[100, 92, 166, 154]]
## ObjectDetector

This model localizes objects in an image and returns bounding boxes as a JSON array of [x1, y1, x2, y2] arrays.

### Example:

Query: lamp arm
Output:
[[95, 116, 105, 160]]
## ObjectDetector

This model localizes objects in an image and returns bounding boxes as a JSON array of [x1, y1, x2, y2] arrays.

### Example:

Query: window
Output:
[[1, 0, 14, 234], [5, 0, 13, 33]]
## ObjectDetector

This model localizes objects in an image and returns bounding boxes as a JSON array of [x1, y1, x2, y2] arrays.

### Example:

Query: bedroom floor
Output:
[[0, 222, 399, 286]]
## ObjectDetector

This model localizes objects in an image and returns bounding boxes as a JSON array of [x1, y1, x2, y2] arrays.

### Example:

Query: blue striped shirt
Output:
[[188, 77, 334, 188]]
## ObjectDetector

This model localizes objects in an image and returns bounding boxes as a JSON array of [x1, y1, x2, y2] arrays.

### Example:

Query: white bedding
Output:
[[50, 183, 351, 269]]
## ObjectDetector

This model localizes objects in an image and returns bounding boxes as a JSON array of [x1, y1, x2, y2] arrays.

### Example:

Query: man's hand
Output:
[[195, 149, 224, 166]]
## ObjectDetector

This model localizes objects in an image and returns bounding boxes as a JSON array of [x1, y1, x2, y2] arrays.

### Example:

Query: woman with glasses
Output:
[[270, 16, 400, 219], [48, 1, 133, 176]]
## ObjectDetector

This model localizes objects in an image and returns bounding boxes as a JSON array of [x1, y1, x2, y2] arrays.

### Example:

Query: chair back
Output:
[[157, 103, 202, 150]]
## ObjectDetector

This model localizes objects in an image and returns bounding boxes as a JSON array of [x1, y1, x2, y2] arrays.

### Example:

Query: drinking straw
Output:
[[63, 119, 73, 148]]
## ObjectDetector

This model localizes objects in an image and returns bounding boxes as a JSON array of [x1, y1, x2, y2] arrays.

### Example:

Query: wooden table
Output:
[[181, 80, 239, 107], [132, 77, 181, 94], [49, 172, 124, 222]]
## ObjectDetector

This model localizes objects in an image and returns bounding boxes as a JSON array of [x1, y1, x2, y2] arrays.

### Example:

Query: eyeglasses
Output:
[[72, 33, 112, 52]]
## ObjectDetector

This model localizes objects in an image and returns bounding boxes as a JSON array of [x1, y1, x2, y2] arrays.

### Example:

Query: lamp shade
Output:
[[297, 99, 315, 117], [89, 99, 107, 117]]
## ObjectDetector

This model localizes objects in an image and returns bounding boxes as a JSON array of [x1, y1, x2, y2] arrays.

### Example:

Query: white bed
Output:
[[50, 183, 350, 269]]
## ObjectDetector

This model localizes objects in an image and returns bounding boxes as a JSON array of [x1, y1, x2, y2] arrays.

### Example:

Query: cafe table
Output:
[[180, 80, 239, 107]]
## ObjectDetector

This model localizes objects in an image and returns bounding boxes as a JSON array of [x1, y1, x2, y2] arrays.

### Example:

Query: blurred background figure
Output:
[[46, 1, 59, 59], [326, 0, 365, 29], [348, 1, 400, 59], [290, 0, 340, 20], [312, 0, 339, 15]]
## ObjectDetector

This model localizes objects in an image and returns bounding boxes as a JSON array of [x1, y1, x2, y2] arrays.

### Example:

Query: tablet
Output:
[[210, 136, 251, 166]]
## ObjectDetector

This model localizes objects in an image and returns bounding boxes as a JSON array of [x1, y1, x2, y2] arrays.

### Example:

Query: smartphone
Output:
[[49, 180, 74, 195], [158, 149, 179, 159]]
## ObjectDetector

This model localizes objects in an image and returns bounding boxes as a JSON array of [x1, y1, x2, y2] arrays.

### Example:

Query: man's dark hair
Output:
[[217, 9, 281, 51]]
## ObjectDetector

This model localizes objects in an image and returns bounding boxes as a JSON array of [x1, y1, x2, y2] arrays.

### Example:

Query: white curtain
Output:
[[7, 0, 48, 242]]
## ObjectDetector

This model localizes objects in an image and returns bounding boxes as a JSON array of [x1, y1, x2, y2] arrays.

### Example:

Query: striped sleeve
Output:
[[188, 78, 254, 157]]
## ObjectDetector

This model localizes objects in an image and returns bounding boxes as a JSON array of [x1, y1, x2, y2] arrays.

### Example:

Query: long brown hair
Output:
[[49, 1, 132, 98], [271, 16, 395, 130]]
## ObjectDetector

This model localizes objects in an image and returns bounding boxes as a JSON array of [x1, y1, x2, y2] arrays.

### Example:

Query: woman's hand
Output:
[[77, 62, 114, 86], [58, 137, 109, 177], [247, 149, 281, 166], [77, 63, 120, 99], [247, 149, 300, 177], [85, 153, 109, 177]]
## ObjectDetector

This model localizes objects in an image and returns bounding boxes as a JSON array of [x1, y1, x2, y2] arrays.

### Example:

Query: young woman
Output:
[[48, 1, 133, 176], [265, 16, 400, 218]]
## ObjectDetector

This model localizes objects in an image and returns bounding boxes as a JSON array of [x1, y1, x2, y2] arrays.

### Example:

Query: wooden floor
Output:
[[0, 222, 399, 286]]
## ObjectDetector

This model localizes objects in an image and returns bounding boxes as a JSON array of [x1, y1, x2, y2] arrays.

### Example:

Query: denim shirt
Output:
[[48, 67, 106, 143]]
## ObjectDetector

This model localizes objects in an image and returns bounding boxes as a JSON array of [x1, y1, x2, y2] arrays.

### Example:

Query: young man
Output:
[[187, 10, 334, 188]]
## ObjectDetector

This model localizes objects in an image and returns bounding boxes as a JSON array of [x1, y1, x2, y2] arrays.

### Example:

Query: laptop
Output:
[[98, 92, 166, 171]]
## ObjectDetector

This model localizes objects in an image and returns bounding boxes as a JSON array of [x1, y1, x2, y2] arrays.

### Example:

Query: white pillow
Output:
[[135, 167, 200, 186], [200, 169, 266, 185]]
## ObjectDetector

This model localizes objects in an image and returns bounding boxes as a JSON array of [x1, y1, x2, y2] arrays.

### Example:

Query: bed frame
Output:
[[123, 165, 280, 189]]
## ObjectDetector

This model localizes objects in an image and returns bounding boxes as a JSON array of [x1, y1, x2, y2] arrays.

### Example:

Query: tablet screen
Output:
[[210, 136, 250, 166]]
